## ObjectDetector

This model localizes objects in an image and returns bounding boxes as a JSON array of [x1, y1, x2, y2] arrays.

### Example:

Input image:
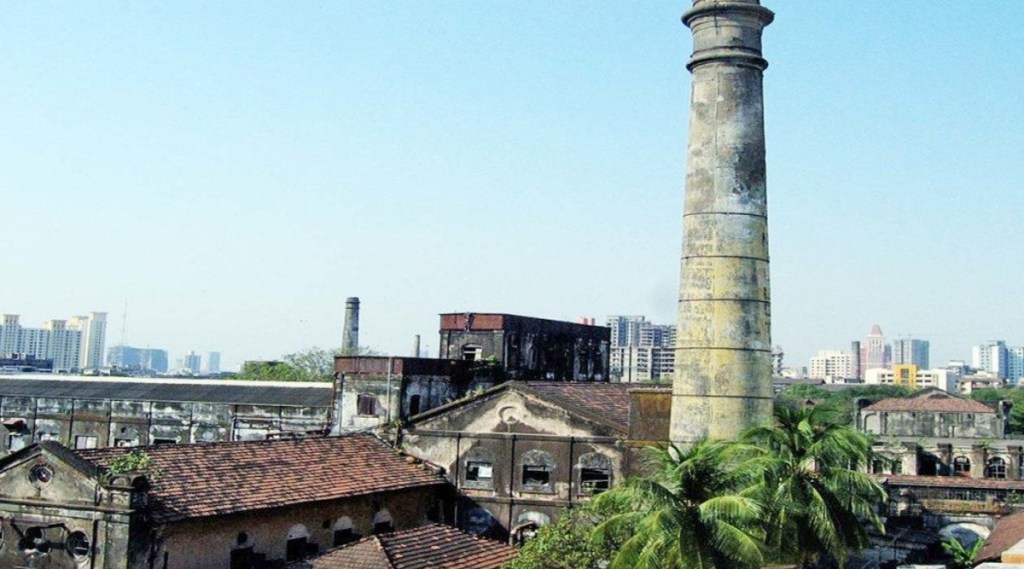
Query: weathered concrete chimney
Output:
[[342, 297, 360, 356], [412, 334, 421, 358], [671, 0, 774, 444]]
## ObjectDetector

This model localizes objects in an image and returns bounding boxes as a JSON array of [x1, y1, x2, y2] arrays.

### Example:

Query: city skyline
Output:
[[3, 2, 1021, 371]]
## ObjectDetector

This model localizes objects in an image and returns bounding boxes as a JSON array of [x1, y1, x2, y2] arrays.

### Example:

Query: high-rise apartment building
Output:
[[808, 350, 855, 381], [892, 338, 930, 369], [0, 314, 84, 371], [860, 325, 891, 374], [207, 351, 221, 374], [607, 315, 675, 382], [1009, 347, 1024, 387], [973, 341, 1009, 380], [67, 312, 107, 369]]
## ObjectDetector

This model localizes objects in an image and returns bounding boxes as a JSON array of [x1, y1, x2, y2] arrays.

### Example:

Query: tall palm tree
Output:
[[743, 405, 888, 568], [591, 440, 766, 569]]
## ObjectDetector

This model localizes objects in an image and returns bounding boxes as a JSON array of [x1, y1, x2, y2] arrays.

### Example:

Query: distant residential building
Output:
[[207, 351, 221, 374], [860, 325, 891, 376], [0, 314, 82, 371], [0, 354, 53, 373], [973, 341, 1010, 380], [1010, 346, 1024, 386], [606, 315, 675, 382], [958, 373, 1003, 395], [808, 350, 854, 381], [67, 312, 107, 369], [183, 351, 202, 374], [771, 347, 784, 375], [107, 345, 170, 373], [892, 338, 930, 369], [864, 365, 955, 392]]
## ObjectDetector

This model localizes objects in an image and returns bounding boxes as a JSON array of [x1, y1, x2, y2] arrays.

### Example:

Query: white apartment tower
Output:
[[67, 312, 107, 369], [809, 350, 855, 381], [607, 315, 676, 382], [0, 313, 85, 371], [973, 341, 1009, 380]]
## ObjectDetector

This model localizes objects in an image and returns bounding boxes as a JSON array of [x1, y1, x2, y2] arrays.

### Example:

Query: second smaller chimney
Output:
[[342, 297, 360, 355]]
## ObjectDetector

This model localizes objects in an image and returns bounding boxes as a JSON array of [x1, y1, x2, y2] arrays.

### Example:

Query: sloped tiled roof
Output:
[[309, 524, 517, 569], [518, 381, 670, 434], [77, 435, 446, 523], [882, 475, 1024, 491], [980, 511, 1024, 562], [862, 390, 995, 414]]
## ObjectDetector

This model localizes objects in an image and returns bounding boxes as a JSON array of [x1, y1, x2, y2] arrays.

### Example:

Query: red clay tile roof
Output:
[[77, 435, 446, 523], [882, 475, 1024, 491], [518, 381, 670, 434], [980, 511, 1024, 561], [310, 524, 517, 569], [863, 390, 995, 414]]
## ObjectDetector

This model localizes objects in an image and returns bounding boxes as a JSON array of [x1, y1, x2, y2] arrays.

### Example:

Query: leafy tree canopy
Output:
[[505, 494, 632, 569], [970, 388, 1024, 434], [775, 384, 914, 425]]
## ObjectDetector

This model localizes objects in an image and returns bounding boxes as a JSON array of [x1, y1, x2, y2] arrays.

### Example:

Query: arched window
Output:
[[520, 449, 555, 492], [373, 509, 393, 534], [987, 457, 1008, 480], [577, 453, 612, 495], [464, 446, 495, 489], [285, 524, 310, 562], [333, 516, 359, 547], [953, 456, 971, 476]]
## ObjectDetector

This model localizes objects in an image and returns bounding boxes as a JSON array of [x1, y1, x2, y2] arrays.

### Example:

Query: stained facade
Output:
[[438, 313, 609, 382], [401, 381, 670, 540]]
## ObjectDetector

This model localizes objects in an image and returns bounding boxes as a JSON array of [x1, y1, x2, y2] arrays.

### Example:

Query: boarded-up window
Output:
[[357, 394, 377, 416]]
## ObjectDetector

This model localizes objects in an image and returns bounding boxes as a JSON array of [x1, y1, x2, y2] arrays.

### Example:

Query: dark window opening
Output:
[[114, 438, 137, 447], [20, 527, 50, 554], [988, 457, 1007, 479], [373, 522, 393, 535], [522, 465, 551, 488], [409, 395, 422, 416], [954, 456, 971, 476], [466, 461, 493, 483], [580, 467, 611, 494], [357, 394, 376, 416], [285, 537, 308, 561], [229, 547, 252, 569], [333, 529, 359, 547], [152, 438, 176, 445]]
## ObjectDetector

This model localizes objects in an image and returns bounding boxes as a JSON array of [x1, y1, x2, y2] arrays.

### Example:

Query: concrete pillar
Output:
[[971, 444, 987, 478], [342, 297, 360, 355], [670, 0, 775, 443]]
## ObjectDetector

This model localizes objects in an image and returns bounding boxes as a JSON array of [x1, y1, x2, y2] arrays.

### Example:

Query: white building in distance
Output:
[[865, 365, 955, 393], [607, 315, 675, 382], [67, 312, 107, 369], [0, 314, 90, 371], [808, 350, 855, 382]]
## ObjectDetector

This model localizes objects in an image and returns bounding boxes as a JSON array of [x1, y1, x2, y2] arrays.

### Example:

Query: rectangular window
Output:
[[229, 547, 252, 569], [466, 461, 493, 483], [152, 438, 176, 445], [114, 438, 137, 447], [286, 537, 308, 561], [333, 529, 357, 547], [580, 467, 611, 494], [522, 465, 551, 488], [37, 432, 60, 442], [357, 394, 377, 416], [74, 435, 97, 450], [7, 434, 26, 451]]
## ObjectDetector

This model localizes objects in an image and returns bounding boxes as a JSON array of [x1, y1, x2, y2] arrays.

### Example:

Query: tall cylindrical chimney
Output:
[[670, 0, 774, 444], [342, 297, 360, 356], [412, 334, 421, 358]]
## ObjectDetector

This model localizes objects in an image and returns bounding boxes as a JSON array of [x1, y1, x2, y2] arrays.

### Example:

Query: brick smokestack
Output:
[[342, 297, 360, 356], [671, 0, 774, 443]]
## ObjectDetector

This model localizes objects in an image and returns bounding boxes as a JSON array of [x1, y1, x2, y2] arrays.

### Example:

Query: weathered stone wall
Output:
[[154, 487, 438, 569]]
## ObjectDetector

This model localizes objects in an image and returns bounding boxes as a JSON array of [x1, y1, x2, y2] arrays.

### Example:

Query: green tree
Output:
[[942, 537, 985, 569], [504, 495, 631, 569], [589, 441, 766, 569], [776, 384, 913, 425], [743, 405, 887, 568]]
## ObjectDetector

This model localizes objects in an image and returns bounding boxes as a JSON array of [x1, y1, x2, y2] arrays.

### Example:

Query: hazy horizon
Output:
[[3, 1, 1021, 372]]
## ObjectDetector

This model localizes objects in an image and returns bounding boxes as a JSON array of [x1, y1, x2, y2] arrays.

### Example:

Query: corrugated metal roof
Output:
[[0, 378, 332, 407]]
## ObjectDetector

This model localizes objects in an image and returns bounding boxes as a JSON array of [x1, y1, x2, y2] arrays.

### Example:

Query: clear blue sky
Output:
[[2, 2, 1021, 371]]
